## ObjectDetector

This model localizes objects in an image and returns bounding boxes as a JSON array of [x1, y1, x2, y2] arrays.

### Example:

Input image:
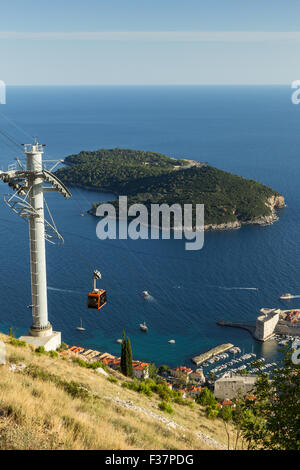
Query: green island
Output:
[[55, 148, 285, 229]]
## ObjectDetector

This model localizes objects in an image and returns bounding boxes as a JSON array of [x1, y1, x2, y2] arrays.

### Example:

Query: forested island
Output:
[[55, 148, 285, 229]]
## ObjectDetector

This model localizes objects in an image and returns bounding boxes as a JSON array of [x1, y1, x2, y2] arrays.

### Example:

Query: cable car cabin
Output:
[[87, 289, 107, 310]]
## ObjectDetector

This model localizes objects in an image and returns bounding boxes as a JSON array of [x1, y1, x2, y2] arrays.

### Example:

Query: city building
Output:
[[214, 375, 258, 400]]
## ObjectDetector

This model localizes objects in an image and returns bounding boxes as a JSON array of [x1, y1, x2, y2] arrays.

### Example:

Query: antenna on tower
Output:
[[0, 140, 72, 351]]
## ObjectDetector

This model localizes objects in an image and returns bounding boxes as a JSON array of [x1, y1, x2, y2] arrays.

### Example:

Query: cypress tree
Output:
[[126, 337, 133, 377], [120, 330, 127, 376]]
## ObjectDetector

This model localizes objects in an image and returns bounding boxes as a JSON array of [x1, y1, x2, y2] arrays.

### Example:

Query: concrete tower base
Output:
[[19, 331, 61, 352]]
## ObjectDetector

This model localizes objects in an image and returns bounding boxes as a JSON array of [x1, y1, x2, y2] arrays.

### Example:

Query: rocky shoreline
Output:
[[85, 191, 285, 232], [203, 195, 285, 231]]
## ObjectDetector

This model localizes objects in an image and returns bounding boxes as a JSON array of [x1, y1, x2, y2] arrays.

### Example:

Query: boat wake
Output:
[[145, 295, 155, 301], [282, 294, 300, 299], [48, 286, 79, 294], [218, 286, 259, 291]]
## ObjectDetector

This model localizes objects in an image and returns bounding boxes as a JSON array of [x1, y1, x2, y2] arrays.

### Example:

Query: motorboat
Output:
[[140, 321, 148, 332], [280, 293, 293, 300]]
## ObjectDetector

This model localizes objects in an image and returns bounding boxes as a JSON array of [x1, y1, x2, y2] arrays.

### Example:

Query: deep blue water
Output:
[[0, 85, 299, 368]]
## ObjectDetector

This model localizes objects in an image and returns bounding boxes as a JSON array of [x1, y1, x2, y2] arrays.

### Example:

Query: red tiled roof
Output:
[[102, 357, 120, 366], [190, 386, 202, 393], [222, 399, 234, 406], [174, 366, 192, 373], [133, 362, 149, 371], [245, 394, 256, 400]]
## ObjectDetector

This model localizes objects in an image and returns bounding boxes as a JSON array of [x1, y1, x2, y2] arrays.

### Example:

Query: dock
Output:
[[192, 343, 234, 366]]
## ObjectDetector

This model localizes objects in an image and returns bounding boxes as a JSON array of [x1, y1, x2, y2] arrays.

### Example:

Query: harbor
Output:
[[0, 87, 300, 370]]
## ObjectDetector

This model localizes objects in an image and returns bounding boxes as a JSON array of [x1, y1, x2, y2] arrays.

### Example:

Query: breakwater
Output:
[[217, 319, 256, 336]]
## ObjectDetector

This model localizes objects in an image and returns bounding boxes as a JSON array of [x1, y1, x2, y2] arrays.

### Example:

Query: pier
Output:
[[192, 343, 234, 366]]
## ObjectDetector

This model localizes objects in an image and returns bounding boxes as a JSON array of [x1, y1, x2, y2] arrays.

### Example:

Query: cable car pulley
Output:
[[87, 269, 107, 310]]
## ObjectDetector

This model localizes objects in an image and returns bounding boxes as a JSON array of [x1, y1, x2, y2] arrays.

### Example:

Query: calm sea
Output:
[[0, 85, 299, 368]]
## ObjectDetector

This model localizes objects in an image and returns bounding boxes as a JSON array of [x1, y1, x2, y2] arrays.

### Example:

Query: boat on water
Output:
[[76, 318, 86, 331], [116, 339, 123, 344], [168, 339, 175, 344], [280, 293, 293, 300], [142, 290, 150, 298], [140, 321, 148, 332]]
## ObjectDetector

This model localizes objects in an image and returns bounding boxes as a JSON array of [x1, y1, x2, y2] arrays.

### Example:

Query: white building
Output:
[[189, 369, 205, 384], [132, 362, 149, 379]]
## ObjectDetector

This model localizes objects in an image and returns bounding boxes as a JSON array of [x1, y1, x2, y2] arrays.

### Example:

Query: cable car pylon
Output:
[[0, 140, 71, 351]]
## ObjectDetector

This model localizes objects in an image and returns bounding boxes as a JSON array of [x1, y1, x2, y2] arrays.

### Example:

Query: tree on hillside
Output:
[[120, 330, 127, 376], [148, 363, 158, 380], [120, 330, 133, 377], [196, 387, 217, 407], [221, 405, 233, 450], [126, 337, 133, 377], [239, 346, 300, 450]]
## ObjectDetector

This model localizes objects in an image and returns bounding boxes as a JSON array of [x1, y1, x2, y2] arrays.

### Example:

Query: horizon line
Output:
[[5, 83, 293, 87], [1, 31, 300, 42]]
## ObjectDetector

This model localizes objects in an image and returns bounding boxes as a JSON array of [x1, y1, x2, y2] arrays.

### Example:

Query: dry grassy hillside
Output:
[[0, 333, 237, 450]]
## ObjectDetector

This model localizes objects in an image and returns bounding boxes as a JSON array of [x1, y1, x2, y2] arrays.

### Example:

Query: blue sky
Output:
[[0, 0, 299, 85]]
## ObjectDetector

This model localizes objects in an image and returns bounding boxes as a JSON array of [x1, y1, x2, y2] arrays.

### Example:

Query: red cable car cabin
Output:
[[87, 289, 107, 310]]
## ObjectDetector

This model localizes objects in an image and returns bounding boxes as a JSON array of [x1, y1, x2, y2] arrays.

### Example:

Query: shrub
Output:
[[63, 381, 90, 400], [196, 387, 217, 407], [8, 327, 14, 338], [174, 397, 194, 408], [122, 380, 153, 396], [24, 365, 91, 401], [158, 402, 174, 414], [9, 338, 26, 347], [35, 346, 47, 355], [8, 352, 25, 363], [49, 350, 58, 358], [205, 404, 219, 420], [153, 384, 172, 402], [158, 365, 171, 375], [72, 357, 107, 371], [107, 376, 118, 384]]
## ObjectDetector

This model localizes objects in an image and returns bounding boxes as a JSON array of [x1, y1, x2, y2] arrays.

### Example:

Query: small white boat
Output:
[[168, 339, 175, 344], [76, 318, 86, 331], [280, 293, 293, 300], [116, 339, 123, 344], [142, 290, 150, 298], [140, 321, 148, 332]]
